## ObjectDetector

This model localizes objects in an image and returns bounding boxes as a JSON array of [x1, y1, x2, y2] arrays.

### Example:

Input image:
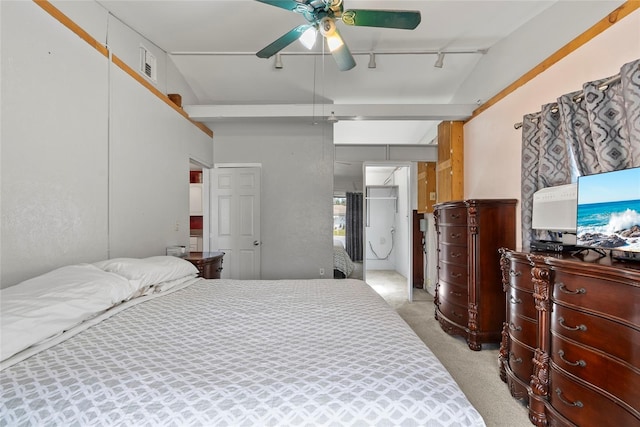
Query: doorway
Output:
[[364, 163, 413, 301]]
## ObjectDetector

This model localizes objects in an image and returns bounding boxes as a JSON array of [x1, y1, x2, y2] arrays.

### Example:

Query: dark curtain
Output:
[[345, 192, 363, 262]]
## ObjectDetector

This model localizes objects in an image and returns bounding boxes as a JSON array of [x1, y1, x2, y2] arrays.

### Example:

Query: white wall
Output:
[[464, 9, 640, 249], [1, 1, 213, 287], [211, 121, 334, 280]]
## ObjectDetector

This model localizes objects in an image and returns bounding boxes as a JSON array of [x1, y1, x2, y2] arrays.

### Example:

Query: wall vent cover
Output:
[[140, 45, 157, 83]]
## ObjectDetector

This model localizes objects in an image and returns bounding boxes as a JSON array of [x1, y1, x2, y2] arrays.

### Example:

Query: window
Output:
[[333, 196, 346, 236]]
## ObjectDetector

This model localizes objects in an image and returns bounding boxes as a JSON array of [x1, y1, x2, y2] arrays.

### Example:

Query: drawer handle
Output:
[[450, 252, 461, 258], [452, 310, 464, 319], [450, 233, 462, 239], [558, 282, 586, 295], [555, 388, 584, 408], [558, 317, 587, 332], [509, 352, 522, 364], [216, 267, 223, 272], [449, 290, 462, 297], [558, 350, 586, 368], [509, 295, 522, 304], [450, 272, 462, 278], [450, 213, 461, 219], [509, 322, 522, 332], [509, 270, 522, 277]]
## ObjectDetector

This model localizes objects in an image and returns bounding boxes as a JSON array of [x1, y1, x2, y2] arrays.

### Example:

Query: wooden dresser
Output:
[[434, 199, 517, 350], [184, 251, 225, 279], [499, 249, 640, 427]]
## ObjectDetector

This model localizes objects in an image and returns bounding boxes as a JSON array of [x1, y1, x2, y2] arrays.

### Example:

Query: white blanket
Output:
[[1, 278, 485, 426]]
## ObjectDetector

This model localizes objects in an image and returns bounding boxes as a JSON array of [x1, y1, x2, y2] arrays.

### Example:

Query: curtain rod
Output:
[[513, 70, 625, 130]]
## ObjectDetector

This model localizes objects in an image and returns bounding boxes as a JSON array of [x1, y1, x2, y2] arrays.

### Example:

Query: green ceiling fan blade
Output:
[[254, 0, 305, 12], [329, 28, 356, 71], [256, 24, 312, 58], [341, 10, 421, 30]]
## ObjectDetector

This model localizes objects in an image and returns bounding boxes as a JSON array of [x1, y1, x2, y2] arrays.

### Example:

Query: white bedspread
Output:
[[0, 279, 485, 426]]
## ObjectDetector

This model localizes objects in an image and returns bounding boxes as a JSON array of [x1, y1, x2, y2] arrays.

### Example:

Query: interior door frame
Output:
[[363, 161, 414, 302]]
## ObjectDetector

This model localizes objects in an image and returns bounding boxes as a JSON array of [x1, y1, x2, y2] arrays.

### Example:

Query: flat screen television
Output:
[[576, 166, 640, 257]]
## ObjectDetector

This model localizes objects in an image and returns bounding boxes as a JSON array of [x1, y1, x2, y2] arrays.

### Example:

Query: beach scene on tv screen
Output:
[[576, 167, 640, 252]]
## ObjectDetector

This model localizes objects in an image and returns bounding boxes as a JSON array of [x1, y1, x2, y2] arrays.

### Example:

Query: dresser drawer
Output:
[[551, 304, 639, 365], [549, 365, 639, 427], [438, 207, 467, 225], [438, 280, 467, 306], [507, 258, 534, 292], [507, 314, 537, 348], [551, 333, 640, 409], [552, 270, 639, 324], [438, 242, 468, 264], [438, 225, 467, 245], [508, 285, 537, 321], [437, 297, 468, 326], [438, 260, 468, 287], [507, 338, 535, 386]]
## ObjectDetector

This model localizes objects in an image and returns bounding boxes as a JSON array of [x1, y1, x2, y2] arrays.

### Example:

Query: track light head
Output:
[[434, 52, 445, 68], [274, 53, 283, 69], [368, 53, 376, 69]]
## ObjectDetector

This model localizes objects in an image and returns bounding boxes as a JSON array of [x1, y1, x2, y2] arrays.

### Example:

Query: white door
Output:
[[210, 167, 261, 279]]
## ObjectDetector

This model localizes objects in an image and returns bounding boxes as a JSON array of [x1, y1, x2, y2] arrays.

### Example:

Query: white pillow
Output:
[[1, 264, 138, 362], [141, 274, 199, 295], [93, 256, 198, 290]]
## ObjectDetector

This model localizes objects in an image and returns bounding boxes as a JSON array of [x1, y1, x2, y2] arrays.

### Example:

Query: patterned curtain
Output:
[[520, 58, 640, 249], [520, 114, 541, 251], [345, 192, 363, 262]]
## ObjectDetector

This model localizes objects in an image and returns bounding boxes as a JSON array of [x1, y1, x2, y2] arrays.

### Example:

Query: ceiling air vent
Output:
[[140, 45, 157, 83]]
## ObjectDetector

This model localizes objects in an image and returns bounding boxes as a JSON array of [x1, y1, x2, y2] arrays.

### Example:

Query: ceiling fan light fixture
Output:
[[434, 52, 445, 68], [326, 34, 343, 52], [274, 53, 283, 69], [299, 27, 317, 50], [368, 53, 376, 69]]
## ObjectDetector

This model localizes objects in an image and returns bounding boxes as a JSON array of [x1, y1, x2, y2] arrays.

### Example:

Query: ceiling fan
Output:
[[255, 0, 421, 71]]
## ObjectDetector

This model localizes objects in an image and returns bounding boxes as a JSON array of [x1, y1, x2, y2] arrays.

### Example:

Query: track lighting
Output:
[[368, 53, 376, 69], [434, 52, 445, 68], [274, 53, 283, 69], [327, 111, 338, 123]]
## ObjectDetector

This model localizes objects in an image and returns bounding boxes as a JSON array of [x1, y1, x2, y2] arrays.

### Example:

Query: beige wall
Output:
[[463, 9, 640, 249]]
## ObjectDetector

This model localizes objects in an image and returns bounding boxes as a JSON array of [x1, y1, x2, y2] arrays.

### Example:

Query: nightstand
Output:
[[184, 251, 225, 279]]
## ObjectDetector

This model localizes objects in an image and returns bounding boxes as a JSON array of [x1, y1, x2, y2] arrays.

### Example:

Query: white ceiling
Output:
[[98, 0, 622, 148]]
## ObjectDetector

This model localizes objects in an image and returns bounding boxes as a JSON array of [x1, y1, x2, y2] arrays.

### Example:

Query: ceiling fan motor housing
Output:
[[319, 16, 336, 37]]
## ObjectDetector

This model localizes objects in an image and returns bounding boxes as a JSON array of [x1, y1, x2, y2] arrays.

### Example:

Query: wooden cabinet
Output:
[[185, 251, 224, 279], [436, 121, 463, 204], [417, 161, 437, 214], [499, 249, 640, 427], [434, 199, 517, 350]]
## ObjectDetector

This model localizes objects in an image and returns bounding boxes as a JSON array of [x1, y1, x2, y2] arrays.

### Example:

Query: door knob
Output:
[[253, 240, 260, 246]]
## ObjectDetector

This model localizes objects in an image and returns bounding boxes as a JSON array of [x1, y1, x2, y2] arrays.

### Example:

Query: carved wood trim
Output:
[[499, 322, 509, 382], [499, 248, 511, 292], [531, 348, 550, 397], [532, 267, 551, 312], [468, 302, 479, 332]]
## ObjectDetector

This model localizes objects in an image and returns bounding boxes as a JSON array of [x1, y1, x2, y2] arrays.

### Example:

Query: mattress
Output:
[[1, 278, 485, 426]]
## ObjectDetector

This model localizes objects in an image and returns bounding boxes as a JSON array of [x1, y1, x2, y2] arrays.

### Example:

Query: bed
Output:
[[1, 256, 485, 426], [333, 239, 355, 278]]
